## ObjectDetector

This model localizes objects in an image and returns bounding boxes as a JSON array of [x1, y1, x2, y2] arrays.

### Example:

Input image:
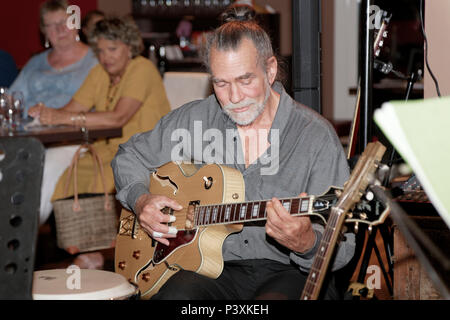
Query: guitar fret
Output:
[[300, 198, 309, 212], [230, 204, 236, 222], [260, 201, 267, 218], [252, 202, 260, 218], [233, 204, 239, 222], [245, 202, 253, 220], [282, 199, 291, 213], [199, 207, 205, 225], [291, 198, 300, 215], [212, 206, 218, 223], [218, 205, 224, 223], [205, 206, 211, 224], [225, 205, 231, 221], [240, 203, 247, 220]]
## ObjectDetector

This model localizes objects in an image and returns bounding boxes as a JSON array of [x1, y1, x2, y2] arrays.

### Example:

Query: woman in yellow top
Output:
[[29, 17, 171, 223]]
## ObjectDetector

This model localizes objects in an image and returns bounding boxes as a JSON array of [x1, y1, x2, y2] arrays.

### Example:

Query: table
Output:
[[0, 125, 122, 145]]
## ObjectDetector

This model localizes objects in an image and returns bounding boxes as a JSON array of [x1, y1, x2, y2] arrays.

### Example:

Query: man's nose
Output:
[[229, 83, 244, 104]]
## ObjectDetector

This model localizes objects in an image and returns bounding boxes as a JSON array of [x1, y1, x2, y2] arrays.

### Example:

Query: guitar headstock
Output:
[[334, 142, 387, 226], [345, 191, 390, 233]]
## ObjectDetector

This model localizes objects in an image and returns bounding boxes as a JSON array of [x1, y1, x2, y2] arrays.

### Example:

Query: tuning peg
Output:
[[354, 222, 359, 233]]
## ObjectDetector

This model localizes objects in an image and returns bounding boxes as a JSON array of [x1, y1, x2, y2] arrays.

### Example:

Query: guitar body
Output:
[[114, 162, 245, 299]]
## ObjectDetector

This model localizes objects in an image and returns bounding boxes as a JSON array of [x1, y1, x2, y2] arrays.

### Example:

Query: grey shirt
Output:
[[112, 82, 355, 272]]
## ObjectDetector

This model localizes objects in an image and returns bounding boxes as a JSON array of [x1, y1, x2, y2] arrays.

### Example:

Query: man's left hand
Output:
[[266, 193, 316, 254]]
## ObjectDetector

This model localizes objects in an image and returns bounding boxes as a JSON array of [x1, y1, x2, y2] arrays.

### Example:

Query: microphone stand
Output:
[[374, 58, 424, 185], [347, 56, 424, 301]]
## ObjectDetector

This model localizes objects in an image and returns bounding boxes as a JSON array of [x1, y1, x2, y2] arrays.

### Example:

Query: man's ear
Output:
[[266, 56, 278, 85]]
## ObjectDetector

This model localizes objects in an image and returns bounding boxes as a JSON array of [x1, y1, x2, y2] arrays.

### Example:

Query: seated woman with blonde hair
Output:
[[29, 16, 171, 268], [10, 0, 98, 231], [10, 0, 97, 114]]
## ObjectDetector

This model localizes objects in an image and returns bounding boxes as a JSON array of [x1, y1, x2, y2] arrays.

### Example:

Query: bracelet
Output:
[[79, 112, 86, 128], [70, 112, 86, 128]]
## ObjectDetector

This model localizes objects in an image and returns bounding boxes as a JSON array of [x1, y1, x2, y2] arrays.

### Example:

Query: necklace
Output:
[[106, 81, 120, 111]]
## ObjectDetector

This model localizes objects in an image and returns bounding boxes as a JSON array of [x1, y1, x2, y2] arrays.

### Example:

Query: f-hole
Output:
[[153, 173, 179, 195]]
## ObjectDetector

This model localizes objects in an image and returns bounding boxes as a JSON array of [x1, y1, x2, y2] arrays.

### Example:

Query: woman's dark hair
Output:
[[88, 16, 144, 58], [81, 10, 105, 30]]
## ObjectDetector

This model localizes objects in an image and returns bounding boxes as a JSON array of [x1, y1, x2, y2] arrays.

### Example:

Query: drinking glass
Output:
[[11, 91, 25, 129], [0, 87, 11, 130]]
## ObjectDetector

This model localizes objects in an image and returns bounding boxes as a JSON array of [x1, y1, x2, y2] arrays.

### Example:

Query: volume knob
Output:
[[132, 250, 141, 259], [142, 272, 151, 282]]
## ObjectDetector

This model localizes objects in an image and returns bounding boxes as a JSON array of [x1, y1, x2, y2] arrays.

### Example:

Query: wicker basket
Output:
[[52, 144, 118, 254]]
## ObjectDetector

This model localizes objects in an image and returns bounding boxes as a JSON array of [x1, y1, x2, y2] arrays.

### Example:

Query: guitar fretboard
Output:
[[194, 197, 313, 227], [300, 211, 343, 300]]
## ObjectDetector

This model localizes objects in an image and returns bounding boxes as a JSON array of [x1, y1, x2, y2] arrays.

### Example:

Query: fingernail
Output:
[[169, 215, 176, 223], [168, 226, 178, 235]]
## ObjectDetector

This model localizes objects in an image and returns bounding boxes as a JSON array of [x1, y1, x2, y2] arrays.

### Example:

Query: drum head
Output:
[[32, 269, 137, 300]]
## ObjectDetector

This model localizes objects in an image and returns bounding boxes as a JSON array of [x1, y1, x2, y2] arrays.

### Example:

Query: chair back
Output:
[[163, 71, 212, 110]]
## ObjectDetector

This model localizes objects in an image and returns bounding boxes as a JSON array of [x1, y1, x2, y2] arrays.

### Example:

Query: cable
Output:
[[419, 0, 441, 97]]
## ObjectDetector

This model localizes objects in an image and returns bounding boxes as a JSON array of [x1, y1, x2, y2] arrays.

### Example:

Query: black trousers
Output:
[[151, 259, 340, 300]]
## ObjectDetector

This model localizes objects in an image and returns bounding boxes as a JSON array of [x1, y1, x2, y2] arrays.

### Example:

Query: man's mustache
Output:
[[223, 98, 259, 111]]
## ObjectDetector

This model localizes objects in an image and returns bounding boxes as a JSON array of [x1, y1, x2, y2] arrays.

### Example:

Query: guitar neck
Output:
[[300, 206, 348, 300], [194, 196, 328, 227]]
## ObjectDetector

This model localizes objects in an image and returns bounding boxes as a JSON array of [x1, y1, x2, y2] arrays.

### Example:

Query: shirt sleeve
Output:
[[291, 123, 356, 272], [72, 66, 100, 108], [111, 111, 180, 212]]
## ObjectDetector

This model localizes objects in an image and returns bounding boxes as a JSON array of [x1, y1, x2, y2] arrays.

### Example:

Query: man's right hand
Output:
[[134, 194, 183, 246]]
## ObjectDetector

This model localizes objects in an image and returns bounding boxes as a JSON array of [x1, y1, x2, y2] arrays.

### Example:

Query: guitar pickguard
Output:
[[153, 230, 198, 264]]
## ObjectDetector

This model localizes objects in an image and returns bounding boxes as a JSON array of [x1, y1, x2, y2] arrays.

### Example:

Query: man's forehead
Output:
[[210, 46, 260, 80]]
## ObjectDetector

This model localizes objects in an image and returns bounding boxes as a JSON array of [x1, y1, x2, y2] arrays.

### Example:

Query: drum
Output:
[[32, 268, 139, 300]]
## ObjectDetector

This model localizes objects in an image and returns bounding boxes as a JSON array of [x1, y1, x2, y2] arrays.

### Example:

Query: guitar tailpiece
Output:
[[164, 261, 182, 272]]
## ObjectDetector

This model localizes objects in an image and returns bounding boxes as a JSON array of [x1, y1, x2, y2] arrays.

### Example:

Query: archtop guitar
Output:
[[115, 147, 389, 299]]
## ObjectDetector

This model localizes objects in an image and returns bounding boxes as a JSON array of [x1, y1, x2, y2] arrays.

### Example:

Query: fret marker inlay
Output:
[[252, 204, 259, 217], [240, 205, 246, 219]]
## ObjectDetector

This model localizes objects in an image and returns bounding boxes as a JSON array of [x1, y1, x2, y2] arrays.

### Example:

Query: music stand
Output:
[[0, 137, 44, 299]]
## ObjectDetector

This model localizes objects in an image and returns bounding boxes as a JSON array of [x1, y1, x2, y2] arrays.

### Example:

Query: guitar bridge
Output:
[[187, 200, 200, 229]]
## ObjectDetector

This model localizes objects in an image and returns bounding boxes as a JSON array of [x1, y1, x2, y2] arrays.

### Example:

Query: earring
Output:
[[45, 38, 50, 48], [75, 34, 80, 42]]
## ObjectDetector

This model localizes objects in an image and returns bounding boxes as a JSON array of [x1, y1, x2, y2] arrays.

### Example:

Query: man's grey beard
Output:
[[222, 83, 271, 126]]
